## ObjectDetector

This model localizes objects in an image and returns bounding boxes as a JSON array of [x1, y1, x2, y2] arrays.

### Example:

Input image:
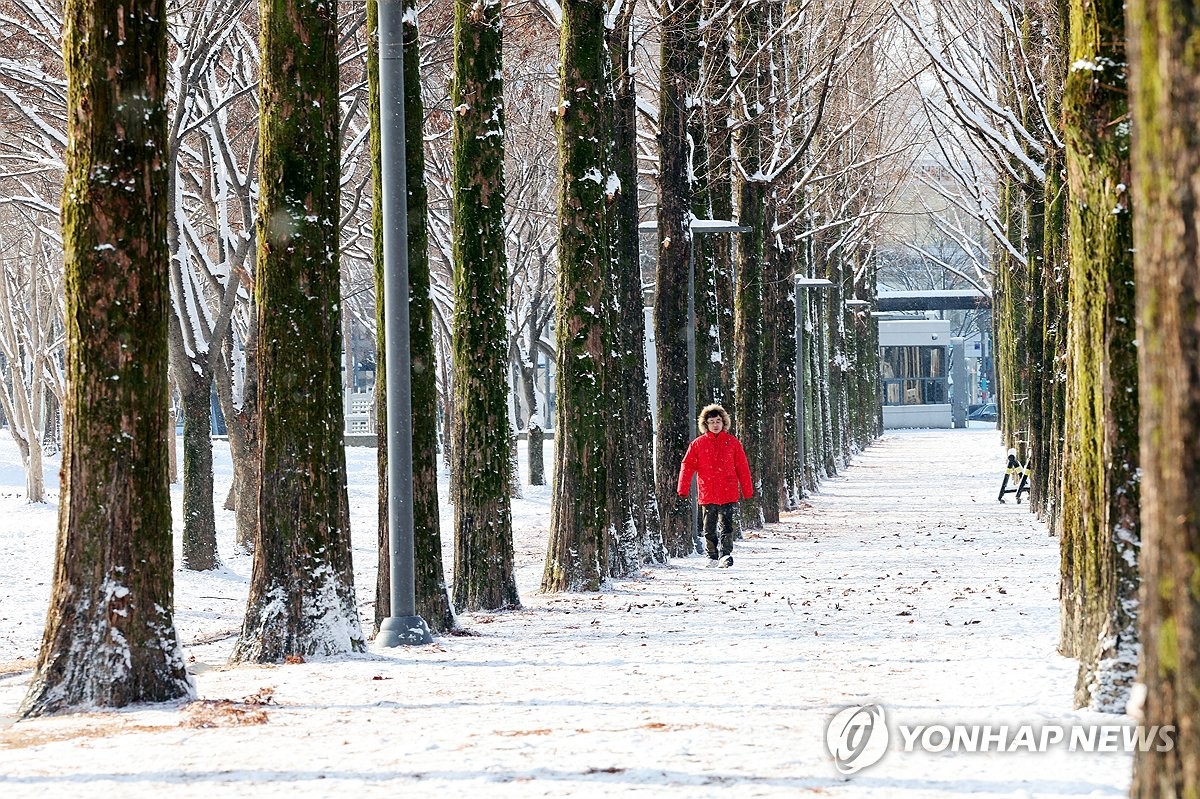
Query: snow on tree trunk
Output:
[[700, 0, 735, 410], [732, 0, 769, 530], [180, 372, 219, 570], [543, 0, 612, 593], [1057, 0, 1138, 711], [528, 423, 545, 486], [608, 6, 663, 567], [449, 0, 520, 611], [231, 0, 365, 661], [760, 234, 791, 522], [20, 0, 194, 715], [1042, 140, 1068, 537], [654, 0, 702, 558], [167, 400, 178, 485], [367, 0, 454, 634], [1038, 0, 1069, 537], [1127, 2, 1200, 789]]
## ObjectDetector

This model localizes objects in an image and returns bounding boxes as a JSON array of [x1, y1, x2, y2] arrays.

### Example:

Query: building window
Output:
[[881, 345, 947, 406]]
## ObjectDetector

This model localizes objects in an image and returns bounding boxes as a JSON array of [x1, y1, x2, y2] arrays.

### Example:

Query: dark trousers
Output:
[[702, 502, 735, 559]]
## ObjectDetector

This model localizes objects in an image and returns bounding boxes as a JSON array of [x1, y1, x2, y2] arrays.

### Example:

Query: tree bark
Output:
[[732, 0, 769, 529], [20, 0, 193, 715], [213, 322, 259, 554], [654, 0, 702, 557], [179, 371, 218, 570], [450, 0, 519, 610], [231, 0, 364, 661], [1128, 1, 1200, 791], [368, 0, 455, 634], [700, 0, 735, 408], [528, 423, 545, 485], [608, 6, 664, 567], [542, 0, 611, 592], [1057, 0, 1138, 711]]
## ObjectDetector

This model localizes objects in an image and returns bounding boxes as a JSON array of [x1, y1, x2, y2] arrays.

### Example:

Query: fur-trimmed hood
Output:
[[697, 403, 732, 435]]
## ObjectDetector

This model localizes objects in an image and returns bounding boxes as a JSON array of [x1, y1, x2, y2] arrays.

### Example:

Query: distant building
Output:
[[879, 319, 953, 428]]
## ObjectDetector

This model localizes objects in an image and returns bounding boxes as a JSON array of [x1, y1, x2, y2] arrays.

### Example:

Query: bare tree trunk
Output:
[[167, 394, 178, 485], [732, 0, 768, 530], [213, 322, 258, 554], [609, 4, 663, 566], [20, 0, 193, 714], [179, 370, 218, 570], [1128, 1, 1200, 790], [232, 0, 364, 661], [367, 0, 455, 634], [528, 423, 545, 485], [449, 0, 519, 610], [1057, 0, 1138, 711], [655, 0, 702, 557], [542, 0, 612, 592]]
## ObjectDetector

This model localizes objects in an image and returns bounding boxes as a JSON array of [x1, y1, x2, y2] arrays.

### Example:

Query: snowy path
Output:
[[0, 428, 1132, 797]]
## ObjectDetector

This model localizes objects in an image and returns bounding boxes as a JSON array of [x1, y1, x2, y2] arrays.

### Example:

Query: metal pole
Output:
[[687, 231, 698, 553], [794, 279, 805, 497], [376, 0, 431, 647]]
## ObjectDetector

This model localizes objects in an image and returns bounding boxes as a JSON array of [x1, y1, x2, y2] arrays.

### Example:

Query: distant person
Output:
[[677, 403, 753, 568]]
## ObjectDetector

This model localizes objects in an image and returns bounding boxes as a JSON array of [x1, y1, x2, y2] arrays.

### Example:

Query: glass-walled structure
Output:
[[881, 345, 947, 406], [878, 320, 953, 428]]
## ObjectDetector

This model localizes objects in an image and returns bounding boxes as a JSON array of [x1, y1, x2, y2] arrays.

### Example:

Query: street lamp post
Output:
[[375, 0, 432, 648], [794, 277, 832, 498]]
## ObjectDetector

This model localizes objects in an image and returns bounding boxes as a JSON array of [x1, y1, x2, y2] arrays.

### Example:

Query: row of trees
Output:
[[891, 0, 1135, 712], [6, 0, 903, 718], [900, 0, 1200, 793]]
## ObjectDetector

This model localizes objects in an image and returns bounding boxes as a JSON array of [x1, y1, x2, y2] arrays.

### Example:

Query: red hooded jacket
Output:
[[677, 430, 754, 505]]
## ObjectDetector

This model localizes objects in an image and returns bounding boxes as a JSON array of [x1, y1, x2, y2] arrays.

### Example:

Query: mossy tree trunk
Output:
[[450, 0, 519, 610], [1127, 1, 1200, 789], [1037, 0, 1068, 532], [655, 0, 701, 557], [368, 0, 455, 633], [1057, 0, 1138, 711], [178, 369, 218, 570], [231, 0, 365, 661], [701, 9, 736, 408], [760, 226, 793, 521], [542, 0, 612, 592], [607, 1, 664, 568], [732, 0, 768, 529], [20, 0, 193, 715]]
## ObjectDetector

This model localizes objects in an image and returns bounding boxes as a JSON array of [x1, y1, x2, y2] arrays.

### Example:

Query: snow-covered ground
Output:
[[0, 426, 1133, 797]]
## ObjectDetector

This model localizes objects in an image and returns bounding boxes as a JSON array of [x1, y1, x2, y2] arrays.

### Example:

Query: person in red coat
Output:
[[677, 403, 754, 567]]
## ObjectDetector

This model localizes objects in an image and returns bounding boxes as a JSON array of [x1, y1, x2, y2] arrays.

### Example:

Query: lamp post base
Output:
[[375, 615, 433, 647]]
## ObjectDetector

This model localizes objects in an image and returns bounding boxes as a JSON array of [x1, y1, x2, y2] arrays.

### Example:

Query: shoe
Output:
[[718, 555, 733, 568], [705, 558, 719, 568]]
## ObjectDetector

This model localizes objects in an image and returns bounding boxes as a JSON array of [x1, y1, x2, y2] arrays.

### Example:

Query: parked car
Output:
[[968, 402, 997, 422]]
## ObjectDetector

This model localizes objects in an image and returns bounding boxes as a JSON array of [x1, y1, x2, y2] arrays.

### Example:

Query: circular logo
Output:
[[826, 703, 889, 775]]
